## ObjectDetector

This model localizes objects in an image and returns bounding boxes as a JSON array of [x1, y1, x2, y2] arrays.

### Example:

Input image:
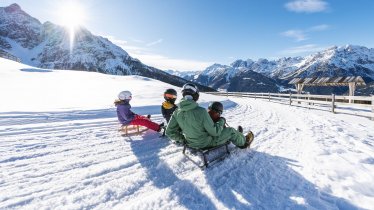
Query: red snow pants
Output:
[[130, 115, 160, 131]]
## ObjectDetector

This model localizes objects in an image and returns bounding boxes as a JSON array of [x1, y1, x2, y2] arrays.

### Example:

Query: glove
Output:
[[219, 117, 226, 125]]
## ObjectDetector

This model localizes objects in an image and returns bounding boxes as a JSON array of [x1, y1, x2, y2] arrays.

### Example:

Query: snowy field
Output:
[[1, 58, 374, 210]]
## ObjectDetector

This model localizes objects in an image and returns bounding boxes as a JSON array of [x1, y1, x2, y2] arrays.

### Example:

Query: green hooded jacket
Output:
[[166, 98, 245, 149]]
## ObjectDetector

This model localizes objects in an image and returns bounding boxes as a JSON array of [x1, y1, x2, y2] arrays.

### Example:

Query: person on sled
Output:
[[165, 83, 253, 149], [115, 90, 164, 132], [207, 101, 224, 123], [207, 101, 254, 142], [161, 88, 178, 123]]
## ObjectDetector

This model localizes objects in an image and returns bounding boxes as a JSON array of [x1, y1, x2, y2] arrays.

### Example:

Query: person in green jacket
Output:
[[165, 83, 253, 149]]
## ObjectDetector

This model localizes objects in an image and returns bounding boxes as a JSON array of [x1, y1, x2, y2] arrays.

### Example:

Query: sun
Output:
[[56, 1, 87, 53], [57, 1, 87, 29]]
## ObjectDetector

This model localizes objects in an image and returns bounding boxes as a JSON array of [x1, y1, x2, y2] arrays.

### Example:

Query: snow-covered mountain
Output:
[[164, 69, 200, 81], [193, 45, 374, 94], [286, 45, 374, 79], [193, 62, 279, 92], [0, 3, 214, 91], [228, 57, 305, 79]]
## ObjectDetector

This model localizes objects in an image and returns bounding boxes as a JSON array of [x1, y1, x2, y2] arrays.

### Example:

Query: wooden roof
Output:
[[288, 76, 366, 86]]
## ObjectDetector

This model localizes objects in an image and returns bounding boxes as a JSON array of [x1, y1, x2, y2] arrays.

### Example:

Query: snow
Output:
[[4, 37, 42, 66], [1, 57, 374, 209]]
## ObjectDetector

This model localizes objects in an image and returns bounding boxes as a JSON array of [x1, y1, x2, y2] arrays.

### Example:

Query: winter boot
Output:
[[158, 122, 165, 132], [158, 122, 167, 136], [237, 125, 243, 133], [238, 131, 254, 149]]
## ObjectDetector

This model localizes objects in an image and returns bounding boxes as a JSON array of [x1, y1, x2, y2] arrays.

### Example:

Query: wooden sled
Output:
[[119, 125, 148, 136], [182, 141, 231, 169]]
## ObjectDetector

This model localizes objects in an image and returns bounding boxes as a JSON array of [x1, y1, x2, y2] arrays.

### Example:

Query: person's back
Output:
[[170, 97, 224, 148], [166, 83, 254, 149]]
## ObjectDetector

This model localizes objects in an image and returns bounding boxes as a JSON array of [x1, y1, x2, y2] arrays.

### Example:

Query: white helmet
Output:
[[118, 91, 132, 100]]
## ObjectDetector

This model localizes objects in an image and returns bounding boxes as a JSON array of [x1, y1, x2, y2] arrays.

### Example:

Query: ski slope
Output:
[[0, 58, 373, 210]]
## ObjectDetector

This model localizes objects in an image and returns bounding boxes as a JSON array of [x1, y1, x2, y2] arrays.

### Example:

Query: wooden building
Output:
[[288, 76, 366, 99]]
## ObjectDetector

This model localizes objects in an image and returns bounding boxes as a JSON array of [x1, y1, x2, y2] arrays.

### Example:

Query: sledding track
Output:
[[1, 98, 373, 209]]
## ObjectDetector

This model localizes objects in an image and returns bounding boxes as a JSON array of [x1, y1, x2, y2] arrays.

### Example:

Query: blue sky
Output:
[[2, 0, 374, 71]]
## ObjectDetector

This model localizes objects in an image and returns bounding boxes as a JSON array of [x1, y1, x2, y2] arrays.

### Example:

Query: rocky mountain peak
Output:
[[2, 3, 37, 21], [230, 59, 255, 68], [4, 3, 22, 13], [1, 4, 43, 49], [230, 59, 246, 67]]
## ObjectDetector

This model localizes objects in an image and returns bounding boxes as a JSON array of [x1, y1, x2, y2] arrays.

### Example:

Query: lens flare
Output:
[[56, 1, 87, 53]]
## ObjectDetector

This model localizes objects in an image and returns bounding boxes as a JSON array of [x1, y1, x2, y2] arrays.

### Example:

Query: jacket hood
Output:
[[114, 99, 130, 106], [178, 98, 198, 112]]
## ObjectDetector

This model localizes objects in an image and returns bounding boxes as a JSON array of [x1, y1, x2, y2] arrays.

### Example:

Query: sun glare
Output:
[[58, 2, 87, 28], [56, 1, 88, 53]]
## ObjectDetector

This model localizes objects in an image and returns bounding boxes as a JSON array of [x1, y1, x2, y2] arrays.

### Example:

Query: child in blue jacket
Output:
[[115, 91, 163, 132]]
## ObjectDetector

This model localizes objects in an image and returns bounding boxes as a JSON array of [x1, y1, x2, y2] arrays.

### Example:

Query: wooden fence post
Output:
[[331, 94, 335, 113], [372, 95, 374, 120], [289, 92, 292, 105], [308, 94, 311, 109], [268, 92, 270, 101]]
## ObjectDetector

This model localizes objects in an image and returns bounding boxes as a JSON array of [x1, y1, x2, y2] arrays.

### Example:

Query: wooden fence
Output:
[[205, 92, 374, 120], [0, 50, 21, 63]]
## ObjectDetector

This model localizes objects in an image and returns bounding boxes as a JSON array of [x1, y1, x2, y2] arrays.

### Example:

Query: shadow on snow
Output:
[[129, 136, 217, 209], [130, 137, 361, 210], [204, 150, 361, 210]]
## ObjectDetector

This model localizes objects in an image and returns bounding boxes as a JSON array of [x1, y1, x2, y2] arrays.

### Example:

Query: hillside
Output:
[[1, 57, 373, 209]]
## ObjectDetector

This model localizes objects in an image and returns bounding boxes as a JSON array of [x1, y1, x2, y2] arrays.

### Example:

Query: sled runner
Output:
[[182, 141, 231, 169], [119, 125, 148, 136]]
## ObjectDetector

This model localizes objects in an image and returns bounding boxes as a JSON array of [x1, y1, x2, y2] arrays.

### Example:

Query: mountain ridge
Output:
[[182, 45, 374, 94]]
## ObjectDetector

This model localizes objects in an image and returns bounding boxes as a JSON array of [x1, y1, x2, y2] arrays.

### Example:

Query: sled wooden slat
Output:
[[119, 125, 147, 135], [182, 141, 230, 169]]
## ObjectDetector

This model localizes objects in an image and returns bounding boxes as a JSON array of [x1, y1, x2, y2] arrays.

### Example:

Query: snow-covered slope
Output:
[[1, 58, 374, 209], [0, 58, 217, 112]]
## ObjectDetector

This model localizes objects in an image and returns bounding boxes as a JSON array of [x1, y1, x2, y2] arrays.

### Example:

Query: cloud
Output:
[[285, 0, 328, 13], [104, 35, 212, 71], [281, 30, 308, 42], [307, 24, 330, 31], [104, 35, 147, 53], [131, 38, 145, 43], [280, 44, 327, 55], [281, 24, 330, 41], [104, 35, 128, 45], [146, 39, 163, 47], [129, 52, 213, 71]]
